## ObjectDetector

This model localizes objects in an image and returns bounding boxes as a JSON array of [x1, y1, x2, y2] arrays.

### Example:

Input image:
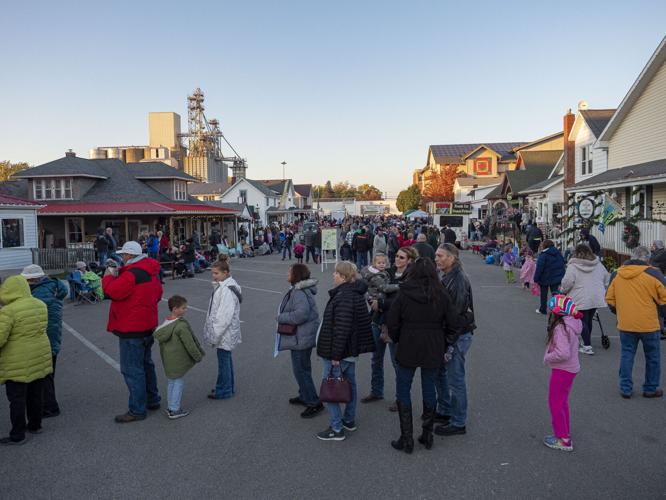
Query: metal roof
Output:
[[38, 201, 237, 216], [0, 193, 42, 207]]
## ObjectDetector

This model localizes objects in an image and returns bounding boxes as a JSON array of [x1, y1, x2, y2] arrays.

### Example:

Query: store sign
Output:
[[578, 198, 595, 219], [433, 202, 471, 215]]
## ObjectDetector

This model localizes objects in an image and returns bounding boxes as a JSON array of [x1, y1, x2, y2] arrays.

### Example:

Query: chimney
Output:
[[563, 108, 576, 189], [65, 149, 76, 157]]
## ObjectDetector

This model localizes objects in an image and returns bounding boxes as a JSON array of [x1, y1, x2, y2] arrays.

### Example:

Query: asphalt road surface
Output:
[[1, 252, 664, 499]]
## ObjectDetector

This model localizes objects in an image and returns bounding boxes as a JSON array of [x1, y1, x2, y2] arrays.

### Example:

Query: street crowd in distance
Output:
[[0, 214, 664, 454]]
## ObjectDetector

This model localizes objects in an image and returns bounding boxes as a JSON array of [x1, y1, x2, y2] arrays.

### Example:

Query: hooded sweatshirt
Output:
[[606, 260, 666, 332], [560, 257, 610, 310], [544, 316, 582, 373]]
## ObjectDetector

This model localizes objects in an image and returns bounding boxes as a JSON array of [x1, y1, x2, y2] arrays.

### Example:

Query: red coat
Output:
[[102, 257, 163, 336]]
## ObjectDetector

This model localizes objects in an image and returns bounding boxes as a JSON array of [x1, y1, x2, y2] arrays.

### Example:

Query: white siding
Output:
[[574, 121, 607, 184], [220, 180, 278, 225], [0, 208, 39, 271], [608, 60, 666, 169]]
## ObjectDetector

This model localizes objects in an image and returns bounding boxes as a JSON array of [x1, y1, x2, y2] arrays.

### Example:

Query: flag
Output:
[[597, 197, 622, 234]]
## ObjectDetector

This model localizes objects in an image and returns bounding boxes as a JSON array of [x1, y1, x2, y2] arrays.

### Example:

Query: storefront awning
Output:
[[38, 201, 240, 216]]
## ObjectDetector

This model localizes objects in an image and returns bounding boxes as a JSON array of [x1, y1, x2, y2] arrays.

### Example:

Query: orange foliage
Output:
[[423, 165, 457, 202]]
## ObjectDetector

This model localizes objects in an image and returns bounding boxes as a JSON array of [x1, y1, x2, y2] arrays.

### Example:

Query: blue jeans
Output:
[[282, 243, 292, 259], [321, 359, 356, 432], [98, 251, 108, 267], [619, 331, 661, 394], [356, 252, 368, 269], [395, 363, 437, 409], [305, 246, 316, 263], [215, 349, 235, 398], [167, 378, 184, 412], [436, 333, 473, 426], [118, 336, 160, 416], [291, 348, 319, 407], [370, 323, 397, 398]]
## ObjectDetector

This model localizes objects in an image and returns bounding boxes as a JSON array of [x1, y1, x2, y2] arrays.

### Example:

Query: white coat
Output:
[[203, 277, 242, 351], [560, 257, 610, 310]]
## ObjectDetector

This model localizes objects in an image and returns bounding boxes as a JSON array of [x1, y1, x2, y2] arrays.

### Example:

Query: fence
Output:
[[31, 247, 96, 271]]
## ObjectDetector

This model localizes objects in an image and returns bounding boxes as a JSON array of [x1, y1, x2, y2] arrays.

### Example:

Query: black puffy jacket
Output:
[[387, 279, 460, 369], [316, 280, 375, 361]]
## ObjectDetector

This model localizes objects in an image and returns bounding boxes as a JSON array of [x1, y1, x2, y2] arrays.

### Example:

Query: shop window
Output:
[[174, 181, 187, 201], [1, 219, 24, 248], [66, 217, 84, 244], [34, 178, 72, 200]]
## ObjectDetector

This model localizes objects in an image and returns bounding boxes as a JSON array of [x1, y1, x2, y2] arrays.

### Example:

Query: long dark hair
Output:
[[402, 258, 446, 306], [546, 314, 571, 345]]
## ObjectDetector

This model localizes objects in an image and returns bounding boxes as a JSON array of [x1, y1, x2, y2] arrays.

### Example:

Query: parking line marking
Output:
[[191, 277, 282, 295], [228, 267, 284, 276], [63, 321, 121, 373], [160, 298, 245, 321]]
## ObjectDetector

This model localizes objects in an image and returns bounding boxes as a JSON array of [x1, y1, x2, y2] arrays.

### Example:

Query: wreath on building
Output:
[[622, 220, 640, 249]]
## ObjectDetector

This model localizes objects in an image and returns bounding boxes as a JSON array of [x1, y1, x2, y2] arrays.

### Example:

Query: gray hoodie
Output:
[[277, 279, 319, 351]]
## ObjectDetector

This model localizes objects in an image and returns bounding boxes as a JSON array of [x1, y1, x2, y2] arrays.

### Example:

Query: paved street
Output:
[[2, 252, 664, 499]]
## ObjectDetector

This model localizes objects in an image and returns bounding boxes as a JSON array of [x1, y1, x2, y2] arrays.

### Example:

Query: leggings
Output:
[[548, 368, 576, 440]]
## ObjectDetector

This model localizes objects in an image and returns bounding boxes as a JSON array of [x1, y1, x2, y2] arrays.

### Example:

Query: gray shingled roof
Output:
[[246, 179, 281, 197], [484, 185, 503, 199], [13, 155, 109, 179], [188, 182, 229, 195], [519, 150, 563, 171], [294, 184, 312, 197], [506, 165, 554, 195], [519, 175, 563, 194], [431, 142, 526, 163], [126, 162, 195, 181], [0, 179, 29, 199], [572, 158, 666, 189], [580, 109, 616, 137], [455, 177, 502, 187]]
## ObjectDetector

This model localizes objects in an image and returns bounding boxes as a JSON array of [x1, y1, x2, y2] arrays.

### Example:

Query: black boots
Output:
[[418, 403, 435, 450], [391, 401, 414, 454]]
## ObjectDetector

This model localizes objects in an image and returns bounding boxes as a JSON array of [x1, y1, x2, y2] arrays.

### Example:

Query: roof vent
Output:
[[577, 100, 588, 111], [65, 149, 76, 157]]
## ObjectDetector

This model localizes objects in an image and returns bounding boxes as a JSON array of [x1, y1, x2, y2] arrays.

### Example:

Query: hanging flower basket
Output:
[[622, 221, 640, 249]]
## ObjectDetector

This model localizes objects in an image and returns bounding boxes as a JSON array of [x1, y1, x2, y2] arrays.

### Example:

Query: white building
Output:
[[454, 177, 503, 202], [219, 178, 282, 226], [0, 194, 42, 272]]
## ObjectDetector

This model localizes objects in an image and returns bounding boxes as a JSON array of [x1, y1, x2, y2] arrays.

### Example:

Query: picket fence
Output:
[[588, 220, 665, 256]]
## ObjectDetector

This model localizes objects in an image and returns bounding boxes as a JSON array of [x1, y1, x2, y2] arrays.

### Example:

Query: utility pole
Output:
[[281, 161, 287, 180]]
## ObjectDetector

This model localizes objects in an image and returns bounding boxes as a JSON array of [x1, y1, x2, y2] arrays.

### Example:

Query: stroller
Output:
[[173, 259, 188, 279], [594, 311, 610, 349]]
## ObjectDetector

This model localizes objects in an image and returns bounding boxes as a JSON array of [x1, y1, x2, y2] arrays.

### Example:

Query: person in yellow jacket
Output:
[[606, 246, 666, 399], [0, 275, 51, 445]]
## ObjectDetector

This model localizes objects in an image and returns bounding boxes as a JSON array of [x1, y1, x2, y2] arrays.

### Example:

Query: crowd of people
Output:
[[0, 214, 664, 456]]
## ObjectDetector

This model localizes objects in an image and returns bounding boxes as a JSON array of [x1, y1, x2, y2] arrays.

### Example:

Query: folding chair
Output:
[[67, 271, 97, 305]]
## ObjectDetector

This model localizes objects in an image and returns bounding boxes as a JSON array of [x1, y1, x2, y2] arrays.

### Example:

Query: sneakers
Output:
[[0, 436, 28, 446], [543, 435, 573, 452], [316, 427, 345, 441], [114, 412, 146, 423], [536, 309, 546, 315], [361, 394, 384, 403], [643, 388, 664, 398], [579, 345, 595, 355], [166, 409, 190, 420], [342, 420, 357, 431], [434, 424, 466, 436], [289, 397, 306, 406], [300, 403, 325, 419]]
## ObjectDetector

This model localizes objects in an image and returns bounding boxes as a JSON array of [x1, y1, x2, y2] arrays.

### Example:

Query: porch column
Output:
[[124, 217, 129, 242], [630, 186, 642, 219]]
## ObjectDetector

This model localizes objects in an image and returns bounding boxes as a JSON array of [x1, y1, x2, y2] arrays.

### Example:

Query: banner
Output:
[[597, 196, 623, 234]]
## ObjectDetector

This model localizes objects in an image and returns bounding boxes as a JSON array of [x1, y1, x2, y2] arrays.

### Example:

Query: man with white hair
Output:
[[102, 241, 163, 423], [606, 245, 666, 399]]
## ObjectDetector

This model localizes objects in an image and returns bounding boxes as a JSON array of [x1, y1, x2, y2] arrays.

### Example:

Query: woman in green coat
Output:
[[0, 275, 51, 445]]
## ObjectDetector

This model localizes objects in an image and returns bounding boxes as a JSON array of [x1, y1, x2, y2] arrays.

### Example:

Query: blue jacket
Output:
[[534, 246, 566, 286], [30, 277, 68, 355], [147, 235, 159, 253]]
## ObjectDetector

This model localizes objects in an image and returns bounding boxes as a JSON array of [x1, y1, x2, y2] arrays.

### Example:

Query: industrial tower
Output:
[[178, 88, 248, 183]]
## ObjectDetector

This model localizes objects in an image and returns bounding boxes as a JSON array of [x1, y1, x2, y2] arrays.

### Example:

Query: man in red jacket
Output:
[[102, 241, 163, 423]]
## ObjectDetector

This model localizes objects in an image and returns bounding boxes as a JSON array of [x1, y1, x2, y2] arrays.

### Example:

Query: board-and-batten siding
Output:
[[608, 60, 666, 169], [574, 120, 608, 184], [0, 208, 39, 271]]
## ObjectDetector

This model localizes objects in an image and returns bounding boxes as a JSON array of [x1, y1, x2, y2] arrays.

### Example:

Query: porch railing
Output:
[[31, 247, 97, 271]]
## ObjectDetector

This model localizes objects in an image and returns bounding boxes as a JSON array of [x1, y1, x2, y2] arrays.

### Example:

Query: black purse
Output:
[[277, 290, 298, 335]]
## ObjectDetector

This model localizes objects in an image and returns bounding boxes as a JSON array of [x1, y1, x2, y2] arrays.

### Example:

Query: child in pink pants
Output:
[[543, 294, 583, 452]]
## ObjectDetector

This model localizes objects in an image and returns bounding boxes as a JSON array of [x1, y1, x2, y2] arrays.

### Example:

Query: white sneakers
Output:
[[579, 345, 594, 355]]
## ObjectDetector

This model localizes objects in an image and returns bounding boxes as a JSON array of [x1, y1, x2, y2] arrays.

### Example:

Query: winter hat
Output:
[[75, 261, 87, 271], [548, 294, 583, 319], [20, 264, 45, 279], [117, 241, 142, 255]]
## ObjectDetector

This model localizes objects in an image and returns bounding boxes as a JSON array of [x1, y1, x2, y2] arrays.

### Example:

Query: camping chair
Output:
[[67, 271, 97, 305]]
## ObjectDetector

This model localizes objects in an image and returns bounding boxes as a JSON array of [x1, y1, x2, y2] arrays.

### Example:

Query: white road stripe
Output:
[[63, 321, 121, 373], [160, 298, 245, 321], [229, 267, 284, 276], [191, 277, 282, 295]]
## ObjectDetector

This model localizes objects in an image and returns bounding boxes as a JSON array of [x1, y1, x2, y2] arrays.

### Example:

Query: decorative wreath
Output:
[[622, 221, 640, 249]]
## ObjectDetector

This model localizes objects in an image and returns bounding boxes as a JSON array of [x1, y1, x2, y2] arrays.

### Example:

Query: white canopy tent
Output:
[[406, 209, 429, 219]]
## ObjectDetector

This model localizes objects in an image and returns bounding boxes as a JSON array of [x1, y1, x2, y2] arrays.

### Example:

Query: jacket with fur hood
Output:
[[560, 257, 610, 310], [277, 278, 319, 351], [203, 277, 242, 351]]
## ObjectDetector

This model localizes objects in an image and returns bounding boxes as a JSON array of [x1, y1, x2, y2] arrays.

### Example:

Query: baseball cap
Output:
[[116, 241, 143, 256], [20, 264, 46, 279]]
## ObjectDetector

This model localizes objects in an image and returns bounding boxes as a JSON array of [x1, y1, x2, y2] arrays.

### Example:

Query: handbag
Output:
[[319, 366, 352, 403], [277, 323, 297, 335]]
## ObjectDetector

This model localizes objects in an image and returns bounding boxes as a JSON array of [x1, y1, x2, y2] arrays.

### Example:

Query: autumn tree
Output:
[[0, 161, 29, 181], [396, 185, 422, 213], [356, 184, 383, 201], [423, 165, 458, 202]]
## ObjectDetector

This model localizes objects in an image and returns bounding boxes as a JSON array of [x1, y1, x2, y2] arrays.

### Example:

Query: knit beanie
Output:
[[548, 294, 583, 319]]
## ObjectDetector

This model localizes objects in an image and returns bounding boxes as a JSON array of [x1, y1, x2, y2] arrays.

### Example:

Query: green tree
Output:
[[0, 161, 29, 181], [356, 183, 383, 200], [397, 185, 422, 213]]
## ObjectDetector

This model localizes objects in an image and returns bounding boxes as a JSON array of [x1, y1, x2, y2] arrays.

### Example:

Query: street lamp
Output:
[[281, 161, 287, 180]]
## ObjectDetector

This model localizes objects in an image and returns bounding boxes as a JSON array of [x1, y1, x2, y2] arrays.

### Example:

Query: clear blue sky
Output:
[[1, 0, 665, 196]]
